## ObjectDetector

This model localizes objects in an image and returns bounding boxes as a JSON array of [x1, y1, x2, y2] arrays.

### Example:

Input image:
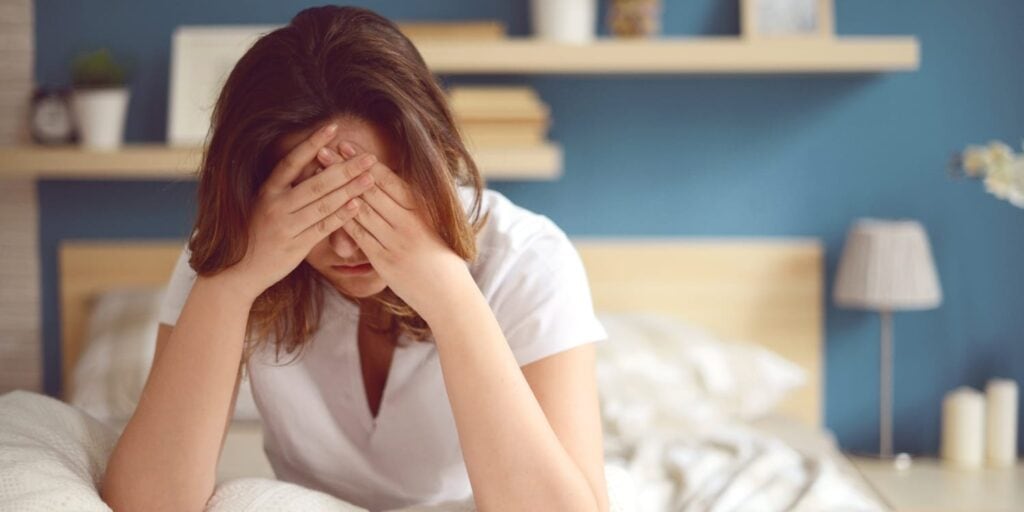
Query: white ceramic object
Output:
[[985, 379, 1019, 468], [72, 87, 130, 151], [530, 0, 597, 44], [941, 387, 986, 469]]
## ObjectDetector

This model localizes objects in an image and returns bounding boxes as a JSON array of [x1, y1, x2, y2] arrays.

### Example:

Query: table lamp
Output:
[[833, 218, 942, 459]]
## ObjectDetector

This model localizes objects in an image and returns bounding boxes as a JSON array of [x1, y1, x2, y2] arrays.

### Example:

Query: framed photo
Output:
[[740, 0, 834, 40], [166, 22, 462, 146], [167, 25, 278, 146]]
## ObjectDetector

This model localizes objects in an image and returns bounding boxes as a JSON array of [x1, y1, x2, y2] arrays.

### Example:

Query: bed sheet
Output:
[[207, 412, 884, 511], [748, 414, 884, 507], [603, 411, 887, 512]]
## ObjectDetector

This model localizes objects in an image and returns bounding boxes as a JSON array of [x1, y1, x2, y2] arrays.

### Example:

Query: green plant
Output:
[[71, 48, 128, 89]]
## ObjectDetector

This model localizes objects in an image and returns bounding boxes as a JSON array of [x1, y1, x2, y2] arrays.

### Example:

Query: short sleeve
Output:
[[488, 224, 608, 367], [157, 241, 198, 327]]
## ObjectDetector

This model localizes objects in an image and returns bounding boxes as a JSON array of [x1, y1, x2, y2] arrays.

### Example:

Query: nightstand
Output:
[[847, 455, 1024, 512]]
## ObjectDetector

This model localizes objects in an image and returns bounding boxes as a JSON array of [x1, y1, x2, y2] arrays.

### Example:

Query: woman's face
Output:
[[274, 115, 394, 299]]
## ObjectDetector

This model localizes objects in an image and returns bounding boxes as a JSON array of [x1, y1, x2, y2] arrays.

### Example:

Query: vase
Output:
[[530, 0, 597, 44], [71, 87, 130, 151]]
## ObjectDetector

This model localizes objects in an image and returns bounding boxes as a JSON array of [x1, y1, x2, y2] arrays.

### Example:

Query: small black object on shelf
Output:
[[30, 86, 78, 145]]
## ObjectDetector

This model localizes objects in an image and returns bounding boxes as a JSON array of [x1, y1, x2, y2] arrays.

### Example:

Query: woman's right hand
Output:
[[220, 122, 379, 300]]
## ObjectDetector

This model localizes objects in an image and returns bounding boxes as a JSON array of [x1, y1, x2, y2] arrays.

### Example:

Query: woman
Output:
[[101, 5, 609, 512]]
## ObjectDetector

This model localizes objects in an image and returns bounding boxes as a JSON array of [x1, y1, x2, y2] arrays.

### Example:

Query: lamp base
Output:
[[849, 450, 914, 471]]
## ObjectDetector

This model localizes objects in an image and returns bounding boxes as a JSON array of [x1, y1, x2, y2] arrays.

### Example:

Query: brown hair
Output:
[[187, 5, 487, 363]]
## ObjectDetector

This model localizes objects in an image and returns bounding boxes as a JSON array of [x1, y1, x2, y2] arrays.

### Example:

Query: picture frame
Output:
[[167, 22, 494, 146], [167, 25, 277, 146], [740, 0, 835, 40]]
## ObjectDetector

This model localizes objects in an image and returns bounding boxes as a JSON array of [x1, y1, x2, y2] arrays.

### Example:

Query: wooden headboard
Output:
[[58, 241, 184, 399], [58, 237, 823, 426], [574, 238, 823, 427]]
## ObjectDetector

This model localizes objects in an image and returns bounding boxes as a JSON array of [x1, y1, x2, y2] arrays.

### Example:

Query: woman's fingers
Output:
[[338, 141, 417, 210], [295, 194, 362, 248], [360, 183, 408, 231], [290, 168, 376, 237], [264, 122, 338, 192], [367, 161, 418, 211], [283, 152, 377, 214], [351, 193, 398, 248], [342, 202, 385, 256]]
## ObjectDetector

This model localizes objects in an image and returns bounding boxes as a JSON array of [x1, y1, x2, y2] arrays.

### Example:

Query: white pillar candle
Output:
[[985, 379, 1019, 468], [941, 387, 985, 469]]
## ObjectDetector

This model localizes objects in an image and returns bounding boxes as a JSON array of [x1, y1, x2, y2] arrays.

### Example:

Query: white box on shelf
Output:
[[167, 25, 278, 146]]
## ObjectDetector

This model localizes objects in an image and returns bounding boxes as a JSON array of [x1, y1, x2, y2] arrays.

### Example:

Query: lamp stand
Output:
[[880, 308, 893, 459], [878, 309, 912, 470]]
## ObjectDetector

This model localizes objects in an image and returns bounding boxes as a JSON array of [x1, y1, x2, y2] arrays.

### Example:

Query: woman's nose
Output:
[[328, 227, 360, 258]]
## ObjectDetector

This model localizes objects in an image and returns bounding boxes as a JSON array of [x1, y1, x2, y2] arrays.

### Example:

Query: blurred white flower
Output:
[[984, 162, 1013, 199], [957, 139, 1024, 209], [983, 156, 1024, 207], [1007, 159, 1024, 208], [961, 145, 989, 177], [987, 140, 1015, 167]]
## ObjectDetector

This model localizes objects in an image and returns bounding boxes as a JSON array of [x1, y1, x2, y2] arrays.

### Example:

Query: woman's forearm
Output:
[[101, 274, 255, 512], [425, 278, 599, 512]]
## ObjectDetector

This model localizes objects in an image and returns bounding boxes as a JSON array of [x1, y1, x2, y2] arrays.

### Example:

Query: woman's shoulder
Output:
[[459, 186, 579, 290], [460, 186, 571, 261], [458, 187, 607, 366]]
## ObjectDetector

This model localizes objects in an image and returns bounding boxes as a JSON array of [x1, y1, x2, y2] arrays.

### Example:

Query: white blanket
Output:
[[0, 390, 636, 512], [595, 313, 885, 512], [604, 420, 883, 512]]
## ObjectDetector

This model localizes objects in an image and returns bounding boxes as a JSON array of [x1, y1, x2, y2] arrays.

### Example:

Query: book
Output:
[[458, 119, 549, 146], [396, 21, 506, 40], [448, 86, 549, 121]]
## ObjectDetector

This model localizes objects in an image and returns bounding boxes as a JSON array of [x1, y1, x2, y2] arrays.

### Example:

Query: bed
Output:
[[51, 237, 886, 511]]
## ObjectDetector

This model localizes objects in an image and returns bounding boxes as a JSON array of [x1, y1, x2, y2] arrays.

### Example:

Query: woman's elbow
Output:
[[100, 468, 212, 512]]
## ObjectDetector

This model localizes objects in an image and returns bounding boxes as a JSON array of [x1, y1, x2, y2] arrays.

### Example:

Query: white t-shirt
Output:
[[157, 186, 608, 511]]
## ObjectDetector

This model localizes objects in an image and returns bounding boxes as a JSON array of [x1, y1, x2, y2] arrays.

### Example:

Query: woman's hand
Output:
[[221, 123, 379, 301], [318, 141, 474, 322]]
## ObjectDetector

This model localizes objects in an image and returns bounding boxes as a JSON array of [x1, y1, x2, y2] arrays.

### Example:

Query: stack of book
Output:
[[396, 20, 506, 40], [447, 86, 551, 148]]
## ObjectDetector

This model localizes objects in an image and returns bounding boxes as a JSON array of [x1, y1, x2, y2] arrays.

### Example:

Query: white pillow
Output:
[[594, 311, 805, 435], [0, 390, 638, 512], [70, 286, 261, 426], [0, 390, 365, 512], [0, 390, 116, 512]]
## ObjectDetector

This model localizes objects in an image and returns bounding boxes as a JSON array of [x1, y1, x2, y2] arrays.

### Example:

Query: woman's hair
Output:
[[187, 5, 488, 364]]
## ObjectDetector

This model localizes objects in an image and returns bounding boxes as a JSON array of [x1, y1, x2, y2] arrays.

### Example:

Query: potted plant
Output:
[[70, 48, 130, 151]]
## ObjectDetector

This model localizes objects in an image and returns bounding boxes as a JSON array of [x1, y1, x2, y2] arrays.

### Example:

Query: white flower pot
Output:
[[71, 87, 130, 151], [530, 0, 597, 44]]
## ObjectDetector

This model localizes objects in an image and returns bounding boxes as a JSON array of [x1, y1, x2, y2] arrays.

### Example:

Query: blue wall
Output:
[[35, 0, 1024, 456]]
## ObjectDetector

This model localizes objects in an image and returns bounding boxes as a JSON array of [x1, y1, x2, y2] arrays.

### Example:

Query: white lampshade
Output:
[[833, 218, 942, 311]]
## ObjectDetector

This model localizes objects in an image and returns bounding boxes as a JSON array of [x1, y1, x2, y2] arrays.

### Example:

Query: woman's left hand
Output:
[[318, 141, 473, 322]]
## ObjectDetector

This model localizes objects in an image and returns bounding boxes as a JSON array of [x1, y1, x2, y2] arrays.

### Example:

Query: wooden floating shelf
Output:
[[415, 36, 920, 74], [0, 143, 562, 181]]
